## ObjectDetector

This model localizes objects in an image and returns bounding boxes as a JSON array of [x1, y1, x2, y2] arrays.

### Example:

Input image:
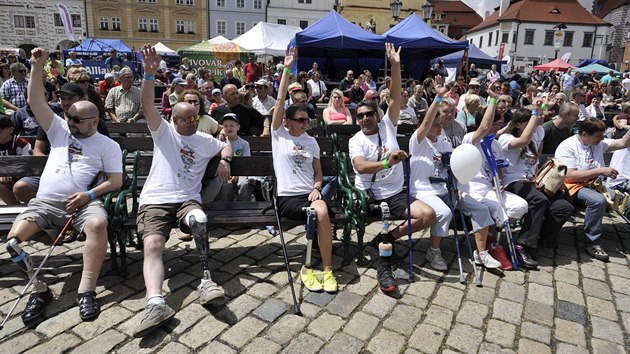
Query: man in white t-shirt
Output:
[[349, 43, 435, 294], [486, 64, 501, 84], [555, 117, 630, 262], [6, 47, 123, 328], [132, 45, 233, 338], [252, 79, 276, 116], [622, 73, 630, 97]]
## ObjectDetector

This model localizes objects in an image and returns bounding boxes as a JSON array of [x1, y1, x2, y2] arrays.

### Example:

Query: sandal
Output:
[[22, 288, 53, 328], [76, 291, 100, 321]]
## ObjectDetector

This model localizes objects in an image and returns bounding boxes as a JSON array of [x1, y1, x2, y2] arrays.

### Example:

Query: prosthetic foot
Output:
[[189, 212, 225, 305]]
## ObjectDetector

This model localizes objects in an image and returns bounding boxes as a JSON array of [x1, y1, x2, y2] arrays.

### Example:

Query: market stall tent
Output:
[[178, 40, 250, 78], [233, 22, 302, 56], [153, 42, 177, 56], [574, 63, 622, 75], [533, 58, 575, 72]]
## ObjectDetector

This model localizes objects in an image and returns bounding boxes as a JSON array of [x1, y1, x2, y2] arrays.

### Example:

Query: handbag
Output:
[[534, 158, 567, 196]]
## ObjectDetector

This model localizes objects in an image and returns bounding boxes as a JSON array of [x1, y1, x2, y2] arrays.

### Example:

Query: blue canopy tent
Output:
[[63, 38, 133, 57], [288, 10, 386, 80], [383, 13, 468, 79], [576, 59, 610, 68], [436, 44, 505, 70]]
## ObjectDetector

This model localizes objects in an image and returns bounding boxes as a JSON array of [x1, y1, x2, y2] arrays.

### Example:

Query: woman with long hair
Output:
[[271, 48, 338, 293], [323, 89, 352, 125], [498, 105, 574, 266]]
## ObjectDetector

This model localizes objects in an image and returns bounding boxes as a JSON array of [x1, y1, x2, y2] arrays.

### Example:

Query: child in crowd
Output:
[[219, 113, 254, 202]]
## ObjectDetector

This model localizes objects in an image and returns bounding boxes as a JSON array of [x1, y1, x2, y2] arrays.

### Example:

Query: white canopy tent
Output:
[[232, 22, 302, 56], [208, 35, 231, 45], [153, 42, 176, 55]]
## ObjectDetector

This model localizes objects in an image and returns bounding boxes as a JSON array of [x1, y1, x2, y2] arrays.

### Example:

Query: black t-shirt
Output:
[[211, 104, 264, 136]]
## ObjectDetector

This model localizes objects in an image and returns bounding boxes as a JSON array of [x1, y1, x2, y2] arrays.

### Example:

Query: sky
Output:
[[461, 0, 594, 19]]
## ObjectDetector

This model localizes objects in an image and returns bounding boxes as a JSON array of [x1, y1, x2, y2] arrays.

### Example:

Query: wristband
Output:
[[532, 110, 541, 116], [541, 103, 548, 111], [381, 159, 390, 169], [488, 98, 497, 105], [434, 96, 443, 103], [87, 190, 96, 201], [143, 74, 155, 81], [283, 67, 292, 75]]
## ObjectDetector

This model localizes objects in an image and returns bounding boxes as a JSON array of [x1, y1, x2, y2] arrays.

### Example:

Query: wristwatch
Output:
[[221, 156, 232, 163], [313, 186, 322, 192]]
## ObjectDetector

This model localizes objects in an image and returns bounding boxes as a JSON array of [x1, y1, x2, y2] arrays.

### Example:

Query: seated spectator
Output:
[[348, 79, 364, 109], [307, 71, 327, 105], [208, 88, 224, 112], [104, 67, 143, 123], [98, 73, 119, 100], [586, 94, 605, 121], [444, 82, 459, 108], [364, 70, 377, 91], [1, 62, 29, 112], [323, 89, 352, 125], [408, 85, 428, 116], [239, 91, 253, 108], [456, 93, 481, 132], [155, 68, 169, 84], [439, 98, 464, 148], [571, 90, 589, 123], [555, 117, 630, 261], [168, 78, 188, 107], [178, 89, 221, 136], [339, 70, 354, 97], [67, 67, 107, 121], [612, 102, 630, 139], [211, 84, 268, 136], [252, 79, 276, 116], [219, 69, 241, 89], [457, 78, 486, 111], [217, 113, 253, 202], [398, 90, 417, 125], [541, 102, 579, 154], [185, 73, 198, 91], [0, 114, 32, 205], [607, 144, 630, 220]]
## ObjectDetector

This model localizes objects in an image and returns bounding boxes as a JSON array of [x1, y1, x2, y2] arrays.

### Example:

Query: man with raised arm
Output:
[[349, 43, 436, 294], [132, 45, 233, 338], [4, 47, 123, 328]]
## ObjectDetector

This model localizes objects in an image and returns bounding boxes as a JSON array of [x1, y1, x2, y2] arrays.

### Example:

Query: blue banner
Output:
[[81, 60, 139, 81]]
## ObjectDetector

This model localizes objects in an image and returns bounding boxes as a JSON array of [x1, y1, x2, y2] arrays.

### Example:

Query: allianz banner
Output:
[[81, 60, 139, 81]]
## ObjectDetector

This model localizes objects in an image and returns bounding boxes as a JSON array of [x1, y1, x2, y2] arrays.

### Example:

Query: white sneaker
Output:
[[198, 279, 225, 305], [474, 250, 501, 269], [426, 248, 448, 271]]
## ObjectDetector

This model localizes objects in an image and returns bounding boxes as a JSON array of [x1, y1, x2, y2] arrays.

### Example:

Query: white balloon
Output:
[[451, 144, 482, 184]]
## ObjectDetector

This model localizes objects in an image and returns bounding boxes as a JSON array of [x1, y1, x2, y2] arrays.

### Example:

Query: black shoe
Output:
[[377, 262, 398, 293], [22, 288, 53, 328], [584, 244, 609, 262], [516, 245, 539, 269], [76, 291, 100, 321]]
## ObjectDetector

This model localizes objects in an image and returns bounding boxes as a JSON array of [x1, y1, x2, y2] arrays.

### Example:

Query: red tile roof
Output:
[[468, 0, 609, 33], [432, 0, 483, 28]]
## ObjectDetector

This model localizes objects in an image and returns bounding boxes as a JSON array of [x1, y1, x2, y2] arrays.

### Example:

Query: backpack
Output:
[[534, 158, 567, 196]]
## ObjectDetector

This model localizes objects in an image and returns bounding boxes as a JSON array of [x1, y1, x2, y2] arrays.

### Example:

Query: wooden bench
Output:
[[109, 136, 358, 273]]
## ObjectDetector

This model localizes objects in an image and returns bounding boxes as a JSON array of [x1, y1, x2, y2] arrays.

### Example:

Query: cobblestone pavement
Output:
[[0, 212, 629, 353]]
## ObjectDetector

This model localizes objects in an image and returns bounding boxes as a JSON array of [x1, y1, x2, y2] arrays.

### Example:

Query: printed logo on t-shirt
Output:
[[57, 142, 83, 174], [521, 148, 538, 180], [234, 147, 243, 157], [292, 143, 308, 174], [178, 145, 196, 179]]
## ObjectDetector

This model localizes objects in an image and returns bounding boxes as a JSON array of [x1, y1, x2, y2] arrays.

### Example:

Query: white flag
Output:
[[57, 3, 74, 41]]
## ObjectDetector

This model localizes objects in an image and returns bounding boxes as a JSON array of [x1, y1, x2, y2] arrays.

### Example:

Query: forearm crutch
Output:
[[302, 207, 317, 268], [480, 135, 519, 270], [403, 158, 414, 279], [1, 212, 77, 330], [271, 189, 302, 315]]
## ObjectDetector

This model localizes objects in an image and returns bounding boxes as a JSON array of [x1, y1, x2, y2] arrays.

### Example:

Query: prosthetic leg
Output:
[[376, 202, 398, 293], [303, 207, 317, 268], [1, 213, 76, 330], [480, 135, 519, 270], [403, 158, 415, 280], [187, 210, 225, 305]]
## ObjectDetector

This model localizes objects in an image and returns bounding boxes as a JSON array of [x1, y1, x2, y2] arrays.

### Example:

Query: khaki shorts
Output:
[[137, 201, 201, 240], [15, 198, 108, 239]]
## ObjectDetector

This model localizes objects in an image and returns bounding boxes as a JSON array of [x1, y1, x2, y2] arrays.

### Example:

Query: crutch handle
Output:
[[480, 134, 498, 176]]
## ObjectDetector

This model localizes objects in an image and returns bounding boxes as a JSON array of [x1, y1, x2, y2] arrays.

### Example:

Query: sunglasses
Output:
[[66, 114, 97, 124], [75, 80, 89, 84], [288, 117, 309, 123], [356, 111, 376, 120], [185, 100, 200, 106], [184, 115, 201, 123]]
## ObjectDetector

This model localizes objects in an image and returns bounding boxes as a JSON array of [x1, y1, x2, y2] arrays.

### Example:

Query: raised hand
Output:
[[487, 81, 499, 99], [385, 42, 401, 65], [140, 44, 159, 75], [30, 48, 49, 68], [434, 83, 448, 97], [284, 47, 295, 69]]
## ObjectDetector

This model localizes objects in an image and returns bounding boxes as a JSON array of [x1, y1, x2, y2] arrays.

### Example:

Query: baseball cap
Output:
[[172, 78, 188, 86], [288, 82, 302, 92], [104, 73, 114, 80], [212, 88, 221, 95], [255, 79, 268, 86], [56, 83, 84, 97], [221, 113, 239, 124]]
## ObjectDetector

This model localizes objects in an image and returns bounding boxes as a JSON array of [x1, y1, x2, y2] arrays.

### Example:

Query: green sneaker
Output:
[[321, 270, 338, 293], [300, 266, 323, 292]]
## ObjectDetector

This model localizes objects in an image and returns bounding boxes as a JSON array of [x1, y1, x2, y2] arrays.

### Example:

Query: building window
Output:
[[501, 32, 508, 43], [236, 0, 244, 8], [254, 0, 262, 9], [298, 0, 312, 3], [488, 32, 493, 46], [236, 21, 246, 35], [54, 14, 63, 27], [14, 15, 35, 29], [138, 18, 147, 32], [512, 32, 518, 43], [583, 32, 594, 47], [217, 20, 226, 35], [563, 31, 573, 46], [138, 0, 157, 2], [71, 14, 81, 27], [544, 31, 554, 46], [478, 36, 482, 49], [277, 19, 286, 25], [216, 0, 225, 6], [176, 20, 185, 33], [188, 21, 196, 34], [112, 17, 121, 31], [176, 0, 194, 4], [100, 16, 109, 30], [524, 29, 535, 45], [299, 20, 308, 29], [495, 30, 499, 45], [149, 18, 158, 32]]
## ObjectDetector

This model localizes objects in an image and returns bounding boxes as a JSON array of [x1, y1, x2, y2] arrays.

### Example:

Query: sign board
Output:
[[81, 60, 138, 81], [554, 30, 564, 51], [181, 52, 250, 80], [498, 43, 505, 60]]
